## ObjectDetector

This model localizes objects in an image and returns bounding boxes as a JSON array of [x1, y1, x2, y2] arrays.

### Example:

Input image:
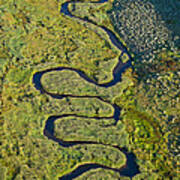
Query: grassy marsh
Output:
[[0, 0, 179, 179]]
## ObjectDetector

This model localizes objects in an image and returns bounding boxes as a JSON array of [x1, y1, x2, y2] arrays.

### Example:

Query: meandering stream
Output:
[[33, 0, 140, 179]]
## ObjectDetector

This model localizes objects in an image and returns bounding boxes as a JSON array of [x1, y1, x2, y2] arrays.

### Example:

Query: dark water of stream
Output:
[[33, 0, 140, 179]]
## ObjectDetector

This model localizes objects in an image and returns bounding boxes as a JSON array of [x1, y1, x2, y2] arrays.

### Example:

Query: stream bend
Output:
[[33, 0, 140, 179]]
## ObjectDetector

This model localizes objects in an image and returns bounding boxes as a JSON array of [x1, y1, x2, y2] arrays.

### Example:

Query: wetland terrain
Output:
[[0, 0, 179, 179]]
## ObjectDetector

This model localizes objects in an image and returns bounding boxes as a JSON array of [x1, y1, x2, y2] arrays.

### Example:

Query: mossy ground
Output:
[[0, 0, 179, 179], [114, 50, 180, 179], [0, 0, 129, 179]]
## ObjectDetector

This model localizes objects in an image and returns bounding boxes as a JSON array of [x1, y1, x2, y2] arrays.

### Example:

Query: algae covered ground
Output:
[[0, 0, 179, 179]]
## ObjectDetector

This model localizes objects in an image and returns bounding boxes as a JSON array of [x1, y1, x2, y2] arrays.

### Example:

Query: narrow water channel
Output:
[[33, 0, 140, 179]]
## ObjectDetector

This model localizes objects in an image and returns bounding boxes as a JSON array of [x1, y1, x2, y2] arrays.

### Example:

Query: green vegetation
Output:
[[0, 0, 130, 179], [0, 0, 179, 179], [132, 172, 160, 180], [68, 144, 126, 170], [42, 97, 114, 117], [109, 0, 179, 178], [76, 168, 161, 180], [68, 0, 129, 64], [69, 0, 115, 30], [0, 99, 127, 179], [114, 50, 180, 178], [56, 144, 126, 178], [54, 116, 128, 146], [76, 168, 123, 180], [41, 69, 133, 102], [0, 167, 7, 180]]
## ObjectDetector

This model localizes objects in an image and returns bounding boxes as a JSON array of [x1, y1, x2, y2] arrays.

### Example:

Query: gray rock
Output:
[[108, 0, 179, 62]]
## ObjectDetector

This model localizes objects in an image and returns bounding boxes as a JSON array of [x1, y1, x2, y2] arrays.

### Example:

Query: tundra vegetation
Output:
[[0, 0, 179, 179], [110, 0, 180, 178], [75, 168, 123, 180]]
